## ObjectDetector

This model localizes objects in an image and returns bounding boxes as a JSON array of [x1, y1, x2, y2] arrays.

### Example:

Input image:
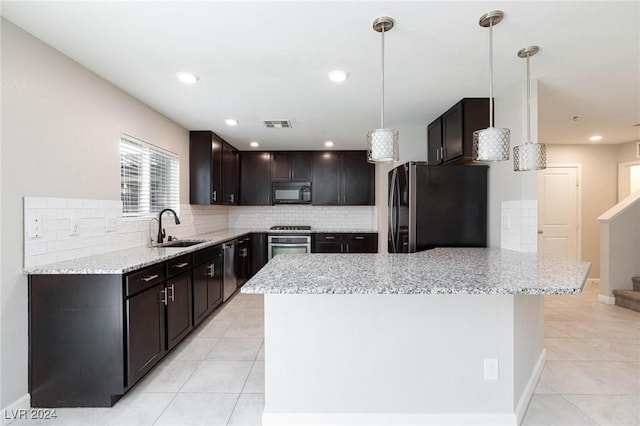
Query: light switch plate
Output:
[[69, 217, 80, 236]]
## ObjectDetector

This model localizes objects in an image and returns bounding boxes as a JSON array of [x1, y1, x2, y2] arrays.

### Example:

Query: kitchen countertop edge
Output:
[[24, 228, 379, 275]]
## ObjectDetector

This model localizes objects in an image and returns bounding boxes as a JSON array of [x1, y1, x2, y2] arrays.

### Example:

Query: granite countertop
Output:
[[241, 247, 591, 296], [24, 227, 380, 275], [24, 229, 257, 275]]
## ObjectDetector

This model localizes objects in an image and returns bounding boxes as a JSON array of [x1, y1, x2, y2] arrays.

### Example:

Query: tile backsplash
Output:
[[501, 200, 538, 253], [228, 205, 377, 230], [23, 197, 229, 268], [23, 197, 377, 268]]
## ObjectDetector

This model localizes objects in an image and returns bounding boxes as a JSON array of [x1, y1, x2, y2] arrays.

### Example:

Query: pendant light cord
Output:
[[488, 20, 494, 127], [380, 25, 385, 129], [526, 52, 531, 145]]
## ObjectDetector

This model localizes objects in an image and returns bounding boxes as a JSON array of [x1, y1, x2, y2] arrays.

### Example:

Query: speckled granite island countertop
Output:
[[241, 247, 591, 295], [24, 229, 258, 275]]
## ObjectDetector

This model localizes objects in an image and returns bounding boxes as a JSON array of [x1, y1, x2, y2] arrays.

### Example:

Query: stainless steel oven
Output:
[[267, 234, 312, 260]]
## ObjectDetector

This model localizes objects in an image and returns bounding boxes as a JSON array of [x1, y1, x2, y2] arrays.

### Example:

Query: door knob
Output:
[[538, 230, 543, 234]]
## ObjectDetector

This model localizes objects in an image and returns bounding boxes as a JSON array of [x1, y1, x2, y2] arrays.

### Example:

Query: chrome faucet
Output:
[[157, 208, 180, 244]]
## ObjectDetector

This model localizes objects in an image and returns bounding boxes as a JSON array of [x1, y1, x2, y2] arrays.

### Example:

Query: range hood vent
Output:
[[263, 120, 292, 128]]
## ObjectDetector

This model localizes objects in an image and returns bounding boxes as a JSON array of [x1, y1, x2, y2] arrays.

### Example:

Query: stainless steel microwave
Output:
[[272, 181, 312, 204]]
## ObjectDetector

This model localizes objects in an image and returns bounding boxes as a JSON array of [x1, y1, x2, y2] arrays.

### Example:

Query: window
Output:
[[120, 135, 179, 218]]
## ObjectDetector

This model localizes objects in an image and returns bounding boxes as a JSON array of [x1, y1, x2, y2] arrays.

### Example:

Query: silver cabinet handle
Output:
[[538, 230, 544, 234], [159, 289, 168, 305], [354, 236, 365, 240], [229, 194, 235, 203], [207, 264, 215, 278], [142, 274, 159, 282], [325, 236, 335, 240], [212, 190, 217, 202], [168, 284, 175, 302], [172, 262, 189, 268], [240, 248, 248, 257]]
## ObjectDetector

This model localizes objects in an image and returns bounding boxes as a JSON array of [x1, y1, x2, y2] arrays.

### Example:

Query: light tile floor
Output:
[[10, 281, 640, 425]]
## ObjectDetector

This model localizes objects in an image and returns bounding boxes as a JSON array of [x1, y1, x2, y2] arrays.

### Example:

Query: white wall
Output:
[[0, 19, 195, 410]]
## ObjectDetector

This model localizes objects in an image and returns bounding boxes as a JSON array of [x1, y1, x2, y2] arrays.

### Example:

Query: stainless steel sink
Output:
[[158, 240, 206, 248]]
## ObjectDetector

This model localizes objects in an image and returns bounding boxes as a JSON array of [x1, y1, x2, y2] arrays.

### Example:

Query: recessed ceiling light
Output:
[[250, 141, 259, 147], [176, 72, 199, 84], [328, 70, 348, 83], [589, 135, 603, 142], [324, 141, 335, 147], [225, 119, 238, 126]]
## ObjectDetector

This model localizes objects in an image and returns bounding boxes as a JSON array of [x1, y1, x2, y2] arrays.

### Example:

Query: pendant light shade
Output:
[[367, 16, 399, 164], [513, 45, 547, 171], [473, 10, 510, 162]]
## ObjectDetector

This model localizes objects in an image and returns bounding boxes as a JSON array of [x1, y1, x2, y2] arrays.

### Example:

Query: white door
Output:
[[537, 167, 579, 259]]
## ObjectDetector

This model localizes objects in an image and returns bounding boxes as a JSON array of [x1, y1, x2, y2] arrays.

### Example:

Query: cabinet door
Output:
[[291, 152, 311, 180], [240, 152, 272, 205], [249, 233, 267, 278], [342, 151, 375, 205], [193, 255, 223, 326], [235, 239, 251, 287], [189, 131, 223, 205], [345, 233, 378, 253], [443, 102, 463, 162], [312, 152, 340, 205], [222, 142, 239, 205], [271, 152, 292, 181], [127, 282, 166, 387], [427, 118, 443, 165], [313, 234, 344, 253], [166, 271, 193, 350]]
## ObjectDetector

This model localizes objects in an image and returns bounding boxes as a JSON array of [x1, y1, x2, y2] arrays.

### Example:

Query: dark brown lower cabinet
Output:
[[166, 271, 193, 350], [313, 233, 378, 253], [193, 247, 223, 326], [127, 282, 166, 387]]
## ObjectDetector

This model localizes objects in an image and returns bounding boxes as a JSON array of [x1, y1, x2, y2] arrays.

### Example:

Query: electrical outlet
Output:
[[69, 217, 80, 236], [484, 358, 499, 380], [28, 218, 42, 239], [106, 217, 117, 232]]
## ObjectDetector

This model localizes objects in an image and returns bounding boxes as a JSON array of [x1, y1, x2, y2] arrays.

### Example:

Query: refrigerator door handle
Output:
[[388, 169, 398, 253]]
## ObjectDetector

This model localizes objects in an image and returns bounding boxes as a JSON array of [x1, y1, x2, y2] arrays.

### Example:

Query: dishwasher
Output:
[[222, 240, 237, 301]]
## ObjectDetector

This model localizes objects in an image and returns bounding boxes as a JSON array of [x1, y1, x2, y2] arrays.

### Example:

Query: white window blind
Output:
[[120, 135, 179, 218]]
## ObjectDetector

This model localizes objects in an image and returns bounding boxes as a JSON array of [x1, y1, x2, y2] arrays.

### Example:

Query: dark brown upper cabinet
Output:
[[189, 131, 239, 205], [240, 152, 272, 205], [312, 151, 375, 206], [426, 98, 489, 165], [271, 152, 311, 181]]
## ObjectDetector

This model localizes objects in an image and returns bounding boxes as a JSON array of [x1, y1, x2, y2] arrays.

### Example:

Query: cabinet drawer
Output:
[[315, 233, 342, 243], [345, 233, 378, 253], [193, 245, 223, 266], [125, 264, 165, 297], [166, 254, 192, 278]]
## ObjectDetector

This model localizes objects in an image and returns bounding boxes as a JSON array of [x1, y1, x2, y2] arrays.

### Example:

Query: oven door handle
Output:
[[270, 243, 311, 247]]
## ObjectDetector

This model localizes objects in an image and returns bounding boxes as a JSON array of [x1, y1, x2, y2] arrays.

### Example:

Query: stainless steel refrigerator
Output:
[[388, 162, 488, 253]]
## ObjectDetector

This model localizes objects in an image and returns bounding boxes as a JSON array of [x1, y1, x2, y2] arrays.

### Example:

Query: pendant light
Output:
[[473, 10, 510, 162], [513, 46, 546, 171], [367, 16, 399, 163]]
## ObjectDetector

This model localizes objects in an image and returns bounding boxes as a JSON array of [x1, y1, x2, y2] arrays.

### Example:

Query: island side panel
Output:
[[264, 293, 520, 425], [514, 294, 545, 421]]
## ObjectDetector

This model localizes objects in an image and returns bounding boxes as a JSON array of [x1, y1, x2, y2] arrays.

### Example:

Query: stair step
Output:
[[633, 276, 640, 291], [612, 289, 640, 313]]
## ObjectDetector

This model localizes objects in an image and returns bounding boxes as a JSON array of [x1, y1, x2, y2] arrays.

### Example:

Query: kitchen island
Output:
[[241, 248, 590, 426]]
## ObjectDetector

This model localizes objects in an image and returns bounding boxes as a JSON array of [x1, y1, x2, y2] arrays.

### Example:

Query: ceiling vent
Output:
[[263, 120, 292, 128]]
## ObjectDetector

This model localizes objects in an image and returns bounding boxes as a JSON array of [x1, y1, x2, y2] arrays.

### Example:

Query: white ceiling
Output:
[[2, 1, 639, 151]]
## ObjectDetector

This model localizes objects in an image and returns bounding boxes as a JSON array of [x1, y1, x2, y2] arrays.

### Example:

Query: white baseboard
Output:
[[262, 412, 518, 426], [598, 294, 616, 304], [2, 394, 30, 426], [515, 348, 547, 424]]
